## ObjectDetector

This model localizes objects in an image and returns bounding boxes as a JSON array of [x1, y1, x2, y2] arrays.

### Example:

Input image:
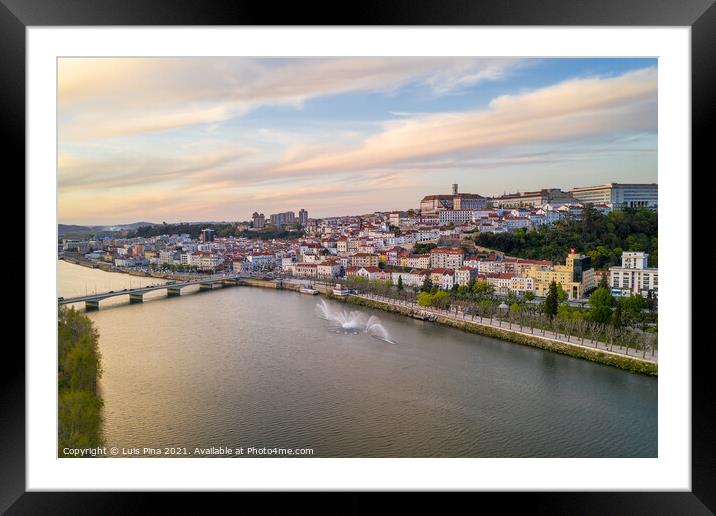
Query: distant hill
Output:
[[58, 222, 157, 236]]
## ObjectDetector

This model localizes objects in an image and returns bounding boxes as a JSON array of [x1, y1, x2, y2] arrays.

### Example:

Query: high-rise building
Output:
[[199, 228, 215, 243], [298, 209, 308, 227], [269, 211, 296, 227], [252, 212, 266, 229]]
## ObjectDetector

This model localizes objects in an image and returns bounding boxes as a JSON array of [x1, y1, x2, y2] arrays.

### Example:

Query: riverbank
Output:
[[59, 260, 656, 376], [60, 255, 200, 281], [58, 307, 104, 456], [327, 292, 657, 377]]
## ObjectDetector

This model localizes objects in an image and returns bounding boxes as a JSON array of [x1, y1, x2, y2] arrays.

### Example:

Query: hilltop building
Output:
[[269, 211, 296, 227], [298, 209, 309, 227], [492, 188, 575, 209], [420, 184, 487, 215], [252, 212, 266, 229], [570, 183, 657, 210]]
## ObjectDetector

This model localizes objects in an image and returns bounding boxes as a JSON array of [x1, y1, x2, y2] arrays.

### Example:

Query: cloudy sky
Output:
[[58, 57, 657, 225]]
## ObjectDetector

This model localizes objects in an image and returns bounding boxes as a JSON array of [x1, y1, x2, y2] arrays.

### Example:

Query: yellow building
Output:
[[528, 250, 596, 300]]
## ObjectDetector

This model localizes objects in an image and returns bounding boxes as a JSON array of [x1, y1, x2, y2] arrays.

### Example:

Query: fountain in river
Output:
[[316, 299, 395, 343]]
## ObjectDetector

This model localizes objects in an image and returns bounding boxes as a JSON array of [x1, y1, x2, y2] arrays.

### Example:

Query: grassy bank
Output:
[[329, 293, 657, 377], [58, 307, 104, 455]]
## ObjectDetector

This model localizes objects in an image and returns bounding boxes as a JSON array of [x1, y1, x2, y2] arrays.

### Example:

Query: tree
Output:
[[544, 280, 559, 319], [413, 242, 438, 255], [473, 208, 657, 267], [612, 300, 623, 329], [397, 275, 403, 290], [556, 283, 568, 304], [524, 291, 536, 302], [431, 290, 450, 308], [621, 293, 648, 327], [417, 292, 432, 306], [588, 287, 615, 324], [472, 280, 493, 296], [421, 275, 433, 292]]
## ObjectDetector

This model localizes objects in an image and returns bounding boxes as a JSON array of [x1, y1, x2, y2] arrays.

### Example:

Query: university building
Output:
[[570, 183, 658, 210], [420, 184, 487, 215]]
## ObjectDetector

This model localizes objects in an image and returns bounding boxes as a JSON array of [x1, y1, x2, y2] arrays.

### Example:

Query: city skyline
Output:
[[59, 57, 657, 225]]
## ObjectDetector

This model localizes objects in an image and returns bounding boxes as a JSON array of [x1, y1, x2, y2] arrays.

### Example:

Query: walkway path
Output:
[[355, 293, 658, 364]]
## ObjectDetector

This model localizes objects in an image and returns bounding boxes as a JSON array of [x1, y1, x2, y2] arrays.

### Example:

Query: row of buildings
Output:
[[60, 181, 657, 300], [252, 209, 309, 229], [420, 183, 657, 214], [62, 223, 657, 300]]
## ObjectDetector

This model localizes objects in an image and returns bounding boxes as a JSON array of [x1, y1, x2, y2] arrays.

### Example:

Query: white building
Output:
[[247, 252, 274, 270], [429, 248, 464, 269], [570, 183, 658, 210], [608, 251, 658, 297], [455, 266, 478, 286]]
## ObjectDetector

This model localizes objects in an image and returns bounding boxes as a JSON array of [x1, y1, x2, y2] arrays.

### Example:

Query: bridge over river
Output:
[[58, 273, 258, 310]]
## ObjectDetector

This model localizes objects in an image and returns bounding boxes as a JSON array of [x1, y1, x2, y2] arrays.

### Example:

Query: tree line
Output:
[[58, 307, 104, 456], [342, 274, 657, 355], [128, 222, 303, 240], [474, 206, 658, 269]]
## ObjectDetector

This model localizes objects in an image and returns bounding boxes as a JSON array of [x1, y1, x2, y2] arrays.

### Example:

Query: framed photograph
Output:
[[6, 0, 711, 511]]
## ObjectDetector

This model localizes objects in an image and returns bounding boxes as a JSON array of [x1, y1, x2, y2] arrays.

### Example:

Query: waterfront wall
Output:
[[329, 293, 658, 377]]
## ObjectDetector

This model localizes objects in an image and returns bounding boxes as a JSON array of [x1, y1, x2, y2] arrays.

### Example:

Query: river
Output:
[[58, 260, 657, 457]]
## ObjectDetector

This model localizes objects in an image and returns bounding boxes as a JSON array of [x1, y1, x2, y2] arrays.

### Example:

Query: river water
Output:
[[58, 260, 657, 457]]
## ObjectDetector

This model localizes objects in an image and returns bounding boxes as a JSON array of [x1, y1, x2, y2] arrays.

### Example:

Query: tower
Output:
[[452, 183, 458, 195]]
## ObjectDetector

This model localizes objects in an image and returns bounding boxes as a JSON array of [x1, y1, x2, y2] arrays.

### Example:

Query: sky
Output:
[[58, 57, 657, 225]]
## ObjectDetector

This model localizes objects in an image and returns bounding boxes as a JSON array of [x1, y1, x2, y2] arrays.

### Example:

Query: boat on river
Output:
[[300, 285, 320, 295], [332, 284, 351, 296]]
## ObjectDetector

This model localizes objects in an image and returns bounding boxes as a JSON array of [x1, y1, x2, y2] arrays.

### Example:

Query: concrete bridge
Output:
[[58, 273, 250, 311]]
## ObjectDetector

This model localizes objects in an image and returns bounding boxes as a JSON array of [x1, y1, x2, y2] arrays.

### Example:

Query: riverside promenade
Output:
[[353, 292, 658, 365]]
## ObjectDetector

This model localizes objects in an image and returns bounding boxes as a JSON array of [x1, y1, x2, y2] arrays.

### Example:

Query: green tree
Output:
[[544, 280, 559, 319], [588, 287, 615, 324], [612, 300, 623, 329], [58, 308, 104, 455], [431, 291, 450, 308], [556, 283, 568, 304], [417, 292, 433, 306], [397, 275, 403, 290], [58, 390, 103, 454], [413, 242, 438, 254], [472, 280, 494, 296]]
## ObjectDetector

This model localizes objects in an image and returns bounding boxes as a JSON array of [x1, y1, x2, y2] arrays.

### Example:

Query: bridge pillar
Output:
[[222, 279, 238, 286], [129, 293, 144, 304], [85, 300, 100, 311], [167, 287, 182, 297], [199, 282, 220, 291]]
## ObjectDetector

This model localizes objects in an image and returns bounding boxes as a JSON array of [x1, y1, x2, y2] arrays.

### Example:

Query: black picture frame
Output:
[[4, 0, 711, 512]]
